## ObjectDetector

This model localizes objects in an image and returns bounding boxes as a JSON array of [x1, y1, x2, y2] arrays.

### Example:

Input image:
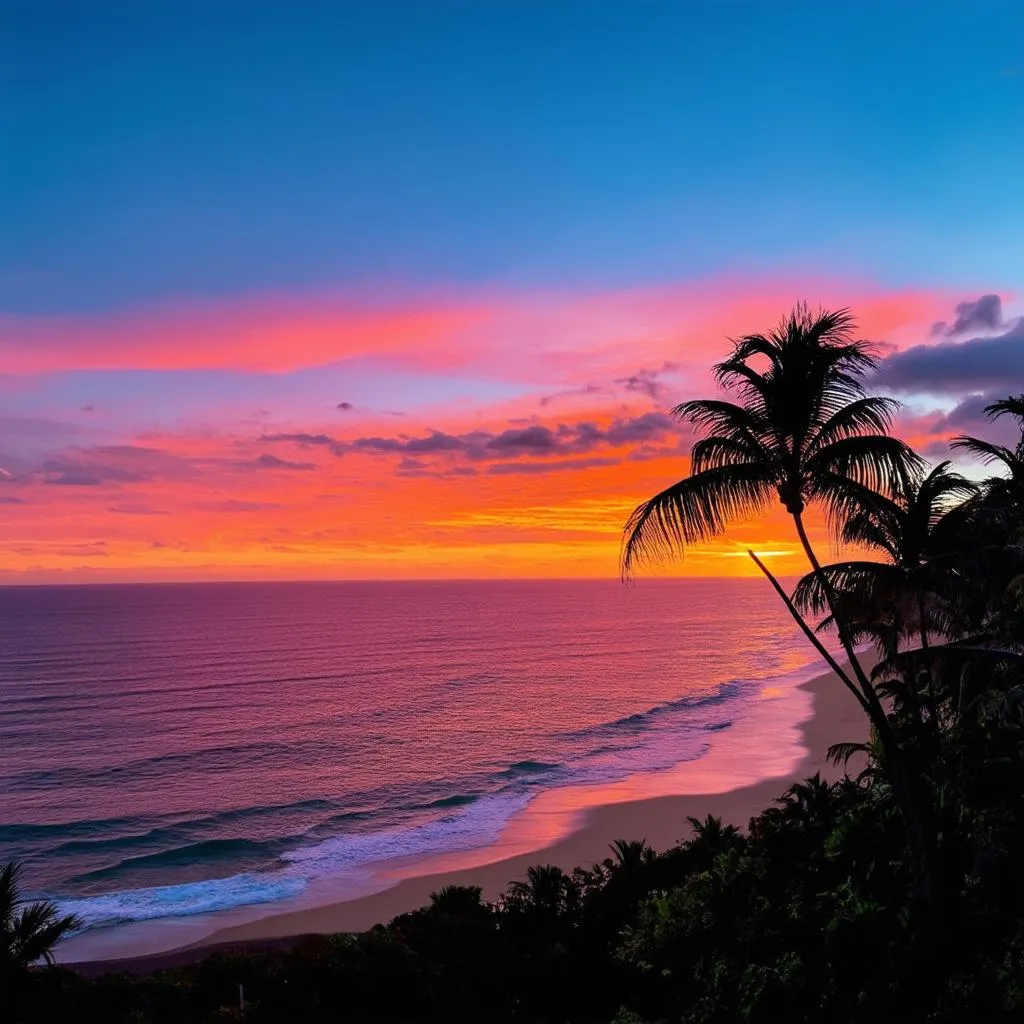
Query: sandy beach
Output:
[[66, 657, 869, 975]]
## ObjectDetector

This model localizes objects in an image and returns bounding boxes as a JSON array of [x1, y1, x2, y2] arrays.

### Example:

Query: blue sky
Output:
[[4, 0, 1022, 315]]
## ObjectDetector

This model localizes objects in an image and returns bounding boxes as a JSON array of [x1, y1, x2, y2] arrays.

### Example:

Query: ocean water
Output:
[[0, 579, 820, 943]]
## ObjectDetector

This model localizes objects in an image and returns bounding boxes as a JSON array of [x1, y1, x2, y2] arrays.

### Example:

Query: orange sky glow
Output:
[[0, 275, 994, 584]]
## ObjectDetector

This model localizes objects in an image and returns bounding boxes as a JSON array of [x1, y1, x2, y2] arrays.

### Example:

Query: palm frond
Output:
[[984, 394, 1024, 422], [622, 464, 775, 575], [950, 436, 1021, 477], [826, 741, 870, 768], [805, 396, 901, 457], [791, 561, 904, 617]]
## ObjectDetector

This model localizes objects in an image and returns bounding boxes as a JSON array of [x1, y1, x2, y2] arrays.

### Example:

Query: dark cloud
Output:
[[614, 362, 680, 400], [486, 425, 559, 453], [262, 432, 339, 448], [930, 294, 1004, 339], [0, 495, 26, 504], [80, 403, 96, 413], [908, 390, 1023, 459], [876, 309, 1024, 394], [604, 411, 676, 444], [404, 431, 470, 454], [260, 411, 684, 479], [253, 453, 316, 471], [336, 402, 355, 411]]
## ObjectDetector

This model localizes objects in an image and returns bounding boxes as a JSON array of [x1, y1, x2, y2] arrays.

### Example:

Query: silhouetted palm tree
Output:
[[1, 861, 82, 973], [953, 394, 1024, 487], [622, 305, 933, 896], [428, 885, 488, 918], [793, 462, 977, 652], [684, 814, 742, 869], [606, 838, 654, 874], [623, 305, 919, 696], [506, 864, 575, 922]]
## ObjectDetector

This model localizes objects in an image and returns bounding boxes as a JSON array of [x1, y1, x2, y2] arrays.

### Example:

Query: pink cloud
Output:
[[0, 276, 952, 380]]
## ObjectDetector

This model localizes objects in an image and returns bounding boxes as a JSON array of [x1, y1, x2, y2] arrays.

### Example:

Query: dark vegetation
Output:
[[7, 309, 1024, 1022]]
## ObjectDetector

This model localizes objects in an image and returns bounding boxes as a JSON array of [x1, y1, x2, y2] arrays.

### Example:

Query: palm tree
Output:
[[952, 394, 1024, 489], [606, 838, 654, 874], [623, 305, 918, 697], [793, 463, 978, 739], [428, 884, 488, 918], [506, 864, 575, 922], [793, 463, 977, 651], [684, 814, 742, 865], [621, 304, 934, 897], [982, 394, 1024, 458], [1, 861, 82, 973]]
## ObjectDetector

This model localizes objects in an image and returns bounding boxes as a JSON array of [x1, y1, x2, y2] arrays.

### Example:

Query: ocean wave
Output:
[[67, 837, 286, 884], [284, 790, 531, 873], [58, 872, 307, 930], [569, 680, 744, 740]]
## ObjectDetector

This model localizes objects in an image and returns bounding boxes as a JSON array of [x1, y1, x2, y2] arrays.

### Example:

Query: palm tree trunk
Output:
[[790, 512, 937, 905], [747, 550, 871, 715], [791, 512, 873, 692]]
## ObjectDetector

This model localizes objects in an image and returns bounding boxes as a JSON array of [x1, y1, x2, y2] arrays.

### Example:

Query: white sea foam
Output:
[[58, 873, 307, 930]]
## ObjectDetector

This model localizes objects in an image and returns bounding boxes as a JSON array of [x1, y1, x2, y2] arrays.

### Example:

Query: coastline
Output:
[[65, 658, 868, 975]]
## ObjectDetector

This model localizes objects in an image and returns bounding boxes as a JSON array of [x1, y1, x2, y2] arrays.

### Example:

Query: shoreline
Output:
[[64, 657, 868, 976]]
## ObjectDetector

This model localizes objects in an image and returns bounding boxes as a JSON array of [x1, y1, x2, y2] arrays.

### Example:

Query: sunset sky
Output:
[[2, 1, 1022, 583]]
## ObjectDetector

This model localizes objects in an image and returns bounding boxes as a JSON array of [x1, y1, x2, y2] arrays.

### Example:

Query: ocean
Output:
[[0, 579, 824, 949]]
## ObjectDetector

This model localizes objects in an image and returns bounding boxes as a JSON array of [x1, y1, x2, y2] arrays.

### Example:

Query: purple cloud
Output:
[[876, 298, 1023, 394]]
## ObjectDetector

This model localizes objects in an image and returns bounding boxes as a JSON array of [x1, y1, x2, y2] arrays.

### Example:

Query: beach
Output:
[[66, 657, 868, 974]]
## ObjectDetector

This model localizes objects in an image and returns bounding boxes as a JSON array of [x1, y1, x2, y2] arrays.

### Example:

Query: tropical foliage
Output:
[[17, 315, 1024, 1022], [1, 860, 82, 1021]]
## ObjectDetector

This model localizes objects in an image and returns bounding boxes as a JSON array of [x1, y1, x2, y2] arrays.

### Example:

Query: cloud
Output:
[[262, 432, 340, 450], [42, 457, 148, 486], [486, 425, 559, 453], [603, 411, 676, 444], [262, 412, 681, 467], [253, 453, 316, 471], [614, 362, 680, 400], [538, 384, 604, 407], [336, 401, 355, 411], [0, 495, 26, 504], [876, 298, 1023, 394], [930, 294, 1005, 338]]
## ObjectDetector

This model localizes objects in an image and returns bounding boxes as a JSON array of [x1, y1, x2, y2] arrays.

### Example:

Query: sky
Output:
[[1, 0, 1022, 583]]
